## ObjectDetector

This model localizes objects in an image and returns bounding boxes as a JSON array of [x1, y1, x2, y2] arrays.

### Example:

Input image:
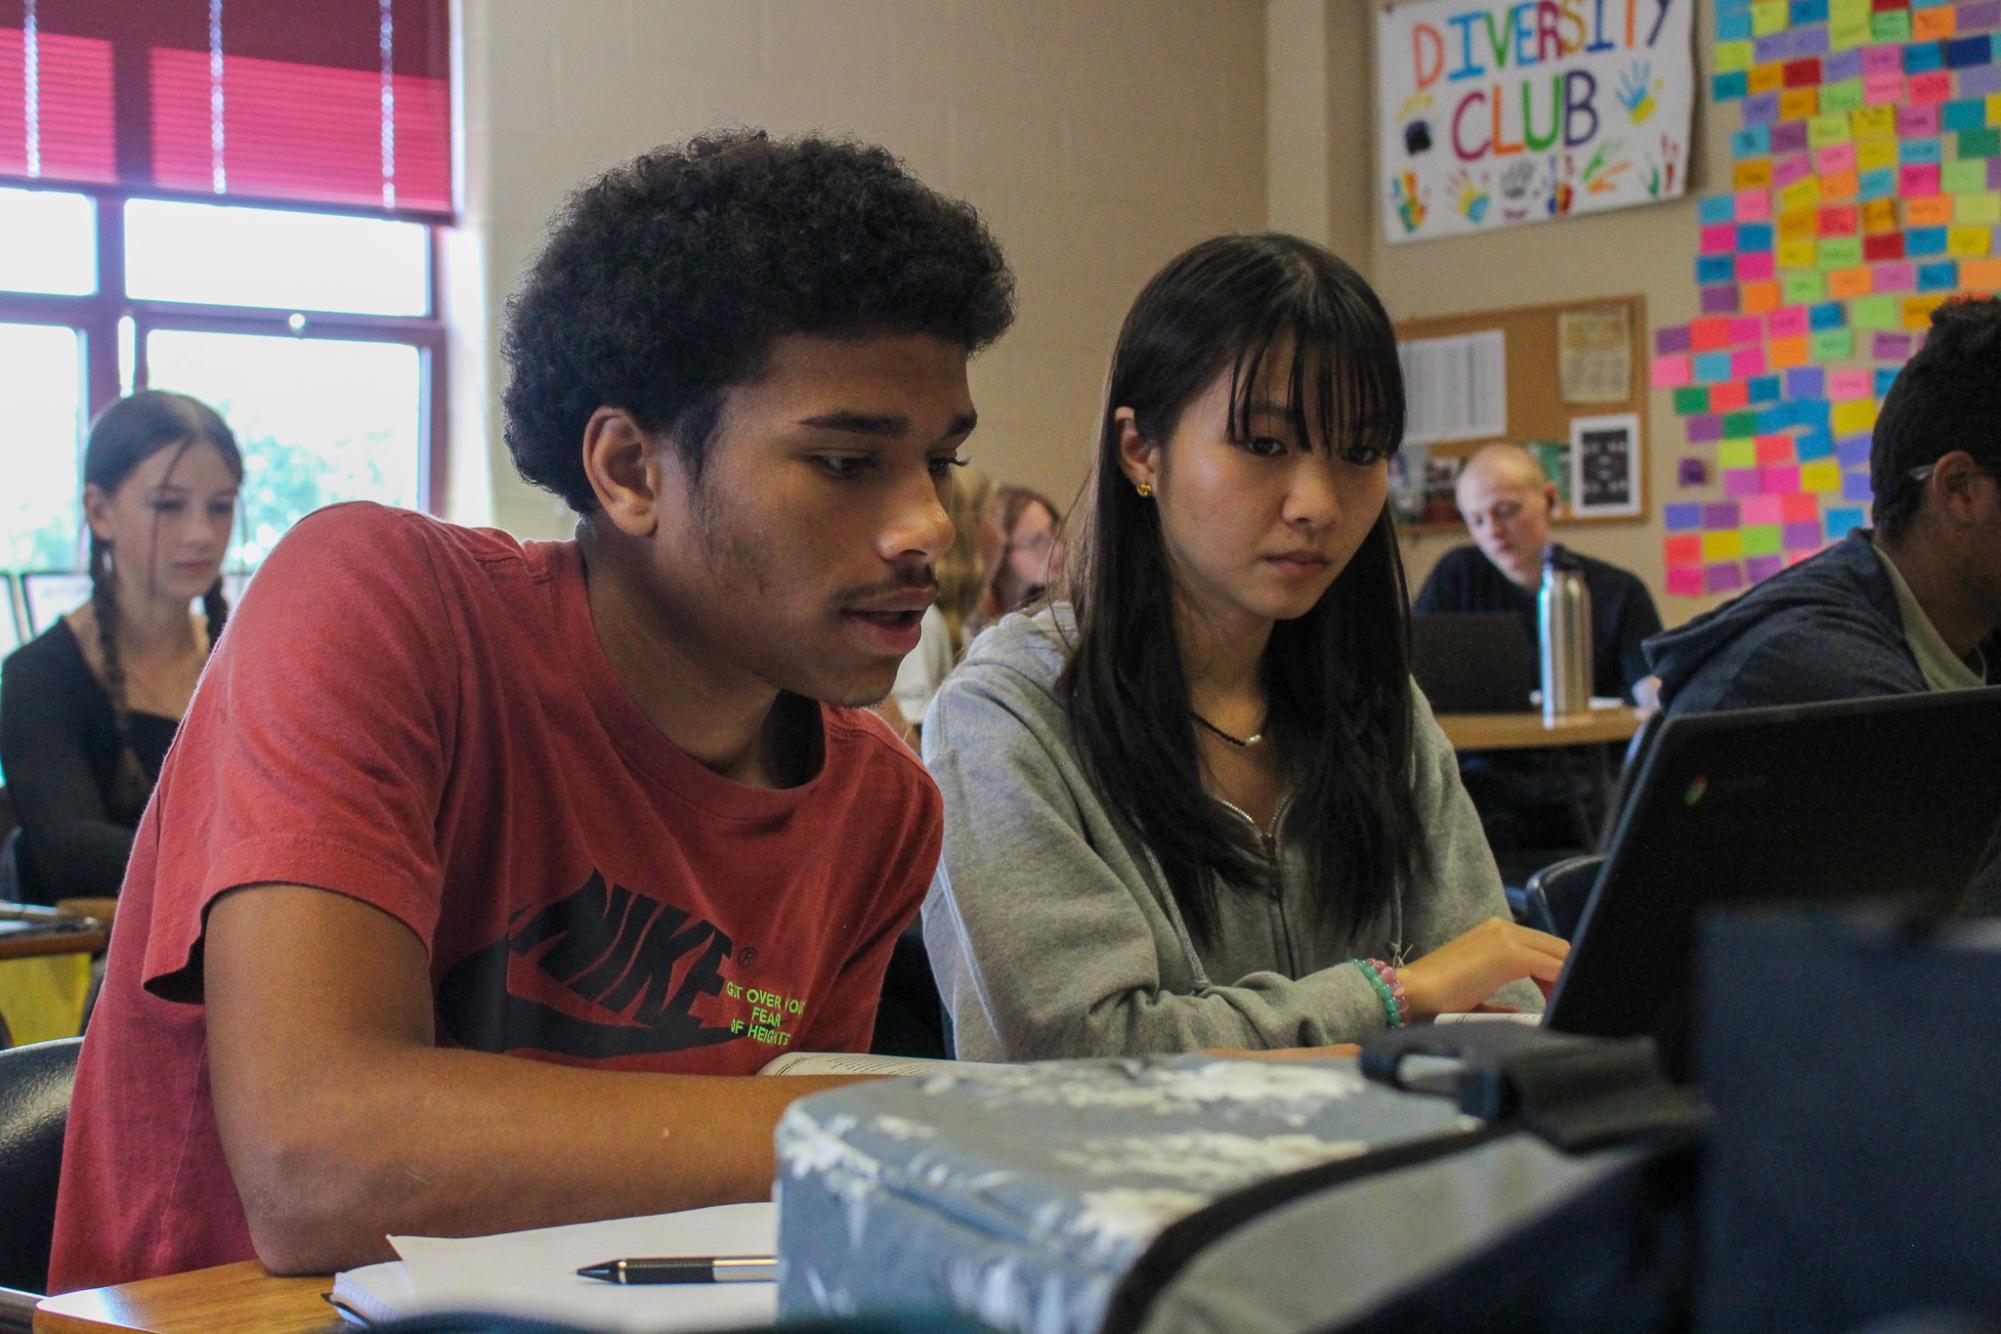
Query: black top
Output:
[[1413, 545, 1664, 702], [0, 619, 179, 903]]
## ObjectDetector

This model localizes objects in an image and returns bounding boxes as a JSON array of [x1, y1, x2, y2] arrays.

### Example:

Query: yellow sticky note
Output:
[[1808, 114, 1852, 148], [1956, 194, 2001, 227], [1801, 460, 1843, 494], [1778, 208, 1818, 242], [1852, 106, 1896, 141], [1856, 138, 1899, 172], [1989, 95, 2001, 128], [1719, 439, 1758, 469], [1862, 198, 1900, 233], [1778, 237, 1820, 269], [1831, 398, 1879, 435], [1779, 176, 1823, 212], [1904, 295, 1947, 329], [1752, 0, 1789, 34], [1702, 531, 1745, 562], [1948, 225, 1994, 258], [1717, 40, 1755, 73], [1734, 159, 1774, 190], [1779, 88, 1820, 121]]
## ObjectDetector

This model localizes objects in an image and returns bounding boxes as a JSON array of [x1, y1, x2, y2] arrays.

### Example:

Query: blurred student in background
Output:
[[885, 466, 1002, 737], [0, 392, 241, 904], [922, 234, 1564, 1061], [989, 484, 1065, 616]]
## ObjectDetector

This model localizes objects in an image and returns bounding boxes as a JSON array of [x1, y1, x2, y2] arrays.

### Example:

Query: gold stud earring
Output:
[[1135, 481, 1154, 498]]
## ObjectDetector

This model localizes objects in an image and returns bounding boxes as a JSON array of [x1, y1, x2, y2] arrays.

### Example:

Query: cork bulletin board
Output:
[[1392, 293, 1651, 532]]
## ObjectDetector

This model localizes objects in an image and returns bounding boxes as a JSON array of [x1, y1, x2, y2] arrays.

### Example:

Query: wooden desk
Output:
[[1436, 707, 1643, 752], [35, 1263, 334, 1334], [0, 924, 107, 963]]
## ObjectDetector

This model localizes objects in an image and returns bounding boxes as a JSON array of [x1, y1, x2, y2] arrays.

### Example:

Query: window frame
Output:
[[0, 180, 449, 517]]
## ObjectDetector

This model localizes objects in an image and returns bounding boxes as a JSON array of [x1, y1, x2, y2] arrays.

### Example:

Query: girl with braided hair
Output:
[[1, 391, 242, 903]]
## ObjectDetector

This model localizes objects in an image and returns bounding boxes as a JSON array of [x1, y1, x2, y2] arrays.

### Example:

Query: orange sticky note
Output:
[[1778, 208, 1818, 242], [1861, 198, 1899, 234], [1767, 335, 1811, 368], [1906, 195, 1955, 228], [1740, 280, 1781, 314], [1734, 159, 1775, 190], [1779, 87, 1820, 121], [1913, 5, 1957, 38], [1749, 63, 1785, 95], [1903, 294, 1947, 329], [1957, 257, 2001, 291], [1828, 265, 1875, 298], [1818, 168, 1861, 203]]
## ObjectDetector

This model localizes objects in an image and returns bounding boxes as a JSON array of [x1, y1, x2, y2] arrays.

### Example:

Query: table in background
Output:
[[1435, 707, 1643, 753], [35, 1263, 333, 1334]]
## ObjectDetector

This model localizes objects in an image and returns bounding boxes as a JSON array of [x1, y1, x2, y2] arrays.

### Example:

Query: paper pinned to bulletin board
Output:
[[1378, 0, 1695, 242], [1652, 0, 2001, 600]]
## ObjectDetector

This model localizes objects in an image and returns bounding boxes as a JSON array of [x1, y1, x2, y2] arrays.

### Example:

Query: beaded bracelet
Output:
[[1351, 957, 1409, 1029]]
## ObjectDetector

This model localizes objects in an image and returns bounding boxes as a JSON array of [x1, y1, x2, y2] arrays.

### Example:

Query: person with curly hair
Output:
[[52, 130, 1015, 1290]]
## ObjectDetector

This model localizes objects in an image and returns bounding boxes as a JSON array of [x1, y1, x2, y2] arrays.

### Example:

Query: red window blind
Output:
[[0, 0, 451, 218]]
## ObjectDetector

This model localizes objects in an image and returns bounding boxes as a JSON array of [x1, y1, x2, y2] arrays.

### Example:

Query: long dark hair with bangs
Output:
[[1058, 233, 1422, 944]]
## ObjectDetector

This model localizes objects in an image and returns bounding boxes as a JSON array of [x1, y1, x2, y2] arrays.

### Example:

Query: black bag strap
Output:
[[1360, 1025, 1709, 1153]]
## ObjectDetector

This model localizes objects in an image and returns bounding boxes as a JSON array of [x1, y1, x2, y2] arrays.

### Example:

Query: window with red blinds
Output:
[[0, 0, 451, 218]]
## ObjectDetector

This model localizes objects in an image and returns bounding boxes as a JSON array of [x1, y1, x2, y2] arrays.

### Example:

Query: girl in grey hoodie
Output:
[[921, 234, 1566, 1062]]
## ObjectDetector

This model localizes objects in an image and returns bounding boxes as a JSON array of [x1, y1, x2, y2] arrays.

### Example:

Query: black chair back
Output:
[[1527, 854, 1606, 942], [0, 1037, 83, 1294]]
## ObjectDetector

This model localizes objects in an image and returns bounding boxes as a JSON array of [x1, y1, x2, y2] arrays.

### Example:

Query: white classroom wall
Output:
[[449, 0, 1268, 541]]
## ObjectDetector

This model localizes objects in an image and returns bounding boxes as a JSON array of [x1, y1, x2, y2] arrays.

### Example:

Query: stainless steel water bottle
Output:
[[1539, 544, 1592, 722]]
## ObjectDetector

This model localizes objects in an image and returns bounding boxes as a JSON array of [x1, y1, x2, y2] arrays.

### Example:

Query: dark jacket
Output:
[[1644, 531, 1936, 716]]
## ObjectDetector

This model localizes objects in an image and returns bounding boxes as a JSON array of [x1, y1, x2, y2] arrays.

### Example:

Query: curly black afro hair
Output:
[[501, 130, 1016, 513]]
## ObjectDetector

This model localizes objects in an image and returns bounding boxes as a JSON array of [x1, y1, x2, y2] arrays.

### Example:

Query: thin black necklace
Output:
[[1190, 710, 1266, 748]]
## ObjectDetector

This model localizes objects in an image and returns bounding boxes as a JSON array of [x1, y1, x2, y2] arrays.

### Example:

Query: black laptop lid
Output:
[[1409, 613, 1539, 714], [1545, 687, 2001, 1067]]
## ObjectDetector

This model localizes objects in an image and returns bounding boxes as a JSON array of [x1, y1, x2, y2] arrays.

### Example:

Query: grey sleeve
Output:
[[1399, 684, 1545, 1013], [920, 669, 1396, 1061]]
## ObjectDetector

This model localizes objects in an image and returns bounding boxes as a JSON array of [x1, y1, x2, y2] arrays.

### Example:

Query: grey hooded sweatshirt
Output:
[[920, 607, 1539, 1062]]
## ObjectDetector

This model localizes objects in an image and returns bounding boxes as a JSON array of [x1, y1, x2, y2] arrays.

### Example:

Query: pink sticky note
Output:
[[1702, 223, 1738, 254], [1864, 71, 1905, 104], [1897, 105, 1940, 136], [1729, 316, 1764, 344], [1828, 368, 1872, 399], [1742, 495, 1785, 525], [1901, 164, 1942, 197], [1875, 261, 1916, 292], [1735, 189, 1772, 221], [1737, 252, 1775, 281], [1652, 354, 1693, 387], [1815, 142, 1858, 175], [1724, 468, 1764, 497], [1730, 346, 1767, 378], [1667, 567, 1705, 597], [1767, 306, 1810, 337], [1762, 465, 1803, 493], [1772, 153, 1813, 188], [1862, 46, 1903, 76]]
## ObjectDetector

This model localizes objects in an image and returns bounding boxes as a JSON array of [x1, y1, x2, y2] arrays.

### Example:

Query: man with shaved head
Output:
[[1413, 443, 1662, 873]]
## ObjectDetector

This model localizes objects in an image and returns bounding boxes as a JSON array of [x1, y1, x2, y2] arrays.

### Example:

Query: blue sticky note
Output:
[[1902, 137, 1942, 166], [1918, 260, 1960, 290], [1796, 431, 1836, 461], [1906, 43, 1945, 73], [1836, 435, 1872, 467], [1718, 9, 1753, 38], [1794, 398, 1831, 429], [1666, 503, 1703, 532], [1785, 367, 1827, 399], [1856, 169, 1896, 202], [1809, 302, 1848, 331], [1715, 0, 1751, 12], [1942, 100, 1988, 132], [1699, 195, 1737, 225], [1793, 0, 1829, 19], [1828, 505, 1869, 537], [1695, 352, 1734, 384], [1747, 374, 1782, 405], [1947, 36, 1994, 69], [1714, 72, 1750, 100], [1908, 229, 1950, 258], [1732, 126, 1772, 158], [1755, 406, 1789, 433], [1697, 255, 1736, 283], [1875, 367, 1901, 397], [1737, 224, 1774, 252]]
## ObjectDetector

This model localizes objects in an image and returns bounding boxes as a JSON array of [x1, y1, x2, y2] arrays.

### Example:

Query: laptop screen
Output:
[[1544, 687, 2001, 1075]]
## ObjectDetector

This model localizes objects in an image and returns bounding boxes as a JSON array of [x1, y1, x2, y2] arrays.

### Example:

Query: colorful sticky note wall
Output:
[[1663, 0, 2001, 596]]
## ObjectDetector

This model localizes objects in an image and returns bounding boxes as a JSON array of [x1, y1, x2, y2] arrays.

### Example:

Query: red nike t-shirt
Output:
[[49, 503, 940, 1292]]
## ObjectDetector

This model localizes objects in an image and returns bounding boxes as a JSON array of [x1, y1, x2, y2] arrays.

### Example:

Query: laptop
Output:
[[1542, 687, 2001, 1077], [1409, 613, 1539, 714]]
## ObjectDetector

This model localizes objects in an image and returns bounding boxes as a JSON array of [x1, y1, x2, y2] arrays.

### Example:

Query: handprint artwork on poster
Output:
[[1378, 0, 1694, 242]]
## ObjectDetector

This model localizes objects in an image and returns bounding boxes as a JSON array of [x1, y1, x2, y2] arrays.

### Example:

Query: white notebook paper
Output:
[[330, 1201, 777, 1330]]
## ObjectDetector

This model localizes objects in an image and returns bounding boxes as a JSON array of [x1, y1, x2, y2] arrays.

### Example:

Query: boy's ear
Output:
[[581, 408, 666, 537], [1113, 408, 1159, 493]]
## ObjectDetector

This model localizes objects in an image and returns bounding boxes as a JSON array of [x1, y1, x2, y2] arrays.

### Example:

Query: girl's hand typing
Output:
[[1397, 917, 1569, 1021]]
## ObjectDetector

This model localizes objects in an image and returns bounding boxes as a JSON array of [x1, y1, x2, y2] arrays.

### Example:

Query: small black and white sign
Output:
[[1569, 413, 1642, 518]]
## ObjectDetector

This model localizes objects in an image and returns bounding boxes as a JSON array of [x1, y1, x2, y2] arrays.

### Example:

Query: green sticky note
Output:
[[1673, 386, 1710, 414], [1958, 129, 2001, 160], [1957, 194, 2001, 226], [1820, 80, 1864, 114], [1850, 294, 1899, 329], [1942, 160, 1989, 194], [1870, 8, 1911, 41], [1723, 410, 1761, 438], [1830, 13, 1870, 48], [1752, 0, 1789, 35], [1812, 328, 1855, 360], [1743, 525, 1784, 557], [1809, 113, 1852, 149], [1717, 40, 1755, 73], [1718, 439, 1757, 469], [1819, 236, 1864, 269], [1782, 269, 1828, 304]]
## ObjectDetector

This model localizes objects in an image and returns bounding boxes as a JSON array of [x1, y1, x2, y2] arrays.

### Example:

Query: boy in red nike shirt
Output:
[[51, 130, 1015, 1289]]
